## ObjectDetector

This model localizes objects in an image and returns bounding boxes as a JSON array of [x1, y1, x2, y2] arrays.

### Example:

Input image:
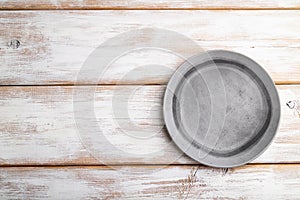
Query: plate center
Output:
[[174, 61, 270, 155]]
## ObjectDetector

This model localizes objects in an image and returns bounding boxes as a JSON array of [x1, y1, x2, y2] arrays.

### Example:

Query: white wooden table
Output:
[[0, 1, 300, 199]]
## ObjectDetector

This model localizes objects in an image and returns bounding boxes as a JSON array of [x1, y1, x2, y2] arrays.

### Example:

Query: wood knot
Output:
[[286, 100, 300, 118], [286, 101, 295, 109], [8, 39, 20, 49]]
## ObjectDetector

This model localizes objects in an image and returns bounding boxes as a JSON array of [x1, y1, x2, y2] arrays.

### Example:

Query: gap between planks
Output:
[[1, 8, 300, 11], [0, 82, 299, 87], [0, 163, 298, 168], [1, 0, 300, 10]]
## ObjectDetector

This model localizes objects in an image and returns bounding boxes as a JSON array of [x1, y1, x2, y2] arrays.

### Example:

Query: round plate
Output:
[[163, 50, 280, 168]]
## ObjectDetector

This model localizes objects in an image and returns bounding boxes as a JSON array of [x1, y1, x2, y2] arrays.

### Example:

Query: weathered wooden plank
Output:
[[0, 11, 300, 85], [0, 165, 299, 199], [0, 0, 300, 9], [0, 85, 299, 165]]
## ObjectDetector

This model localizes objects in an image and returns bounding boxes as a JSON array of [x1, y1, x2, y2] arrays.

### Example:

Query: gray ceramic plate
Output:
[[163, 50, 280, 168]]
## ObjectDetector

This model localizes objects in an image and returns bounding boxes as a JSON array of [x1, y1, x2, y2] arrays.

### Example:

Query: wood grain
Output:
[[0, 2, 298, 199], [0, 85, 299, 165], [0, 0, 300, 10], [0, 11, 300, 85], [0, 165, 299, 199]]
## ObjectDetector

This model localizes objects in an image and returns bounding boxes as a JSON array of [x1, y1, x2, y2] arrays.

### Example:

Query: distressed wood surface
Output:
[[0, 11, 300, 85], [1, 0, 300, 9], [0, 165, 299, 199], [0, 85, 299, 165], [0, 1, 299, 199]]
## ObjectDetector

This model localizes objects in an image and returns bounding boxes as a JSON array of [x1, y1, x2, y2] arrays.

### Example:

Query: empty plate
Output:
[[163, 50, 280, 168]]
